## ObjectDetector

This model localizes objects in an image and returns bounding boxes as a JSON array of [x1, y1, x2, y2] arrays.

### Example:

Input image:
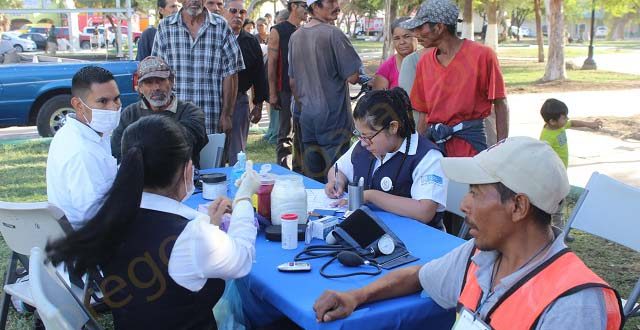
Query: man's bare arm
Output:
[[267, 29, 280, 107], [494, 98, 509, 141]]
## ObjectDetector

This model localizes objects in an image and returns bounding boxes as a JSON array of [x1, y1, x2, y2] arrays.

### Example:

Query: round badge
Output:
[[380, 177, 393, 192]]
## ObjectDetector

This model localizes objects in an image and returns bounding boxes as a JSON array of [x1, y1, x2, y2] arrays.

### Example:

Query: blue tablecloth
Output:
[[184, 164, 465, 330]]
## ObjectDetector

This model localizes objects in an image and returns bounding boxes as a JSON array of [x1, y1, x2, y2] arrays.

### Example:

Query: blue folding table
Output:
[[185, 164, 465, 330]]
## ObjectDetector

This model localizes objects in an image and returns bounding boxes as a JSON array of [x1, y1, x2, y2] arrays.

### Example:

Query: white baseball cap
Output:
[[306, 0, 319, 6], [440, 136, 569, 214]]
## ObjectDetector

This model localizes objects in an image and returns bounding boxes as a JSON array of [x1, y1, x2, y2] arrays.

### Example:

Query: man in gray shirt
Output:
[[288, 0, 362, 183], [313, 137, 623, 329]]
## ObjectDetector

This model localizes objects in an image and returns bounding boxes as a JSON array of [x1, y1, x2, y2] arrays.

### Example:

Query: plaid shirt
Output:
[[152, 11, 244, 133]]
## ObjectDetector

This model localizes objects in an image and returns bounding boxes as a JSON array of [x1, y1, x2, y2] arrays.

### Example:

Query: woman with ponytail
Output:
[[47, 115, 260, 329], [325, 88, 448, 230]]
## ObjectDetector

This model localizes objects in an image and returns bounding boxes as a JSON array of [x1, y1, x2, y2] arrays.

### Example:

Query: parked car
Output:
[[510, 26, 530, 38], [0, 60, 139, 136], [595, 26, 608, 38], [119, 26, 142, 44], [13, 23, 51, 35], [0, 33, 37, 52], [19, 33, 47, 50], [83, 26, 130, 46]]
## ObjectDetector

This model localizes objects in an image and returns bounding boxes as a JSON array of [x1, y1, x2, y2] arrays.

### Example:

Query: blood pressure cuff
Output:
[[331, 206, 416, 267]]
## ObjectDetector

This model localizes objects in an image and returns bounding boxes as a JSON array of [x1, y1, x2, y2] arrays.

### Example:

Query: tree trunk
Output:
[[382, 0, 397, 60], [485, 0, 498, 50], [462, 0, 474, 40], [542, 0, 566, 82], [534, 0, 544, 62]]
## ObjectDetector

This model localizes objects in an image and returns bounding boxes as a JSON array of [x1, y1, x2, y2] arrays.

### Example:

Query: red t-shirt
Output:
[[410, 40, 506, 156]]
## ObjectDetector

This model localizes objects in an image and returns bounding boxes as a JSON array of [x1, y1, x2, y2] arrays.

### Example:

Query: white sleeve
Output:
[[169, 200, 257, 292], [335, 142, 358, 184], [64, 153, 116, 229], [410, 149, 448, 212]]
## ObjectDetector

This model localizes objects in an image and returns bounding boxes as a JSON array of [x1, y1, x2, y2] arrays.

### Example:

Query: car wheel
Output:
[[36, 94, 75, 137], [13, 44, 23, 52], [80, 40, 91, 49]]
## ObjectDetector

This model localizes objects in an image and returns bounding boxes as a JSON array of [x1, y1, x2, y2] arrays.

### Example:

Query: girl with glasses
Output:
[[325, 88, 448, 229]]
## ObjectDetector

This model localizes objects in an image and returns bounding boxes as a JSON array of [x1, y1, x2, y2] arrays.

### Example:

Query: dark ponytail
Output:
[[353, 87, 416, 140], [47, 115, 192, 277]]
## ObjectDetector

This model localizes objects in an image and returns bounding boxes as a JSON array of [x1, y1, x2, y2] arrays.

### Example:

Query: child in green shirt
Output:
[[539, 98, 603, 168]]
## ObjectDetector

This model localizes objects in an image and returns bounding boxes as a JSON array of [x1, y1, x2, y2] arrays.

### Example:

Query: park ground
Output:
[[0, 40, 639, 329]]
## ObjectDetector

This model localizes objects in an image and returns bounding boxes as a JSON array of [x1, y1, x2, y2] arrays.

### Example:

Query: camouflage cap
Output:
[[400, 0, 460, 30], [137, 56, 172, 83]]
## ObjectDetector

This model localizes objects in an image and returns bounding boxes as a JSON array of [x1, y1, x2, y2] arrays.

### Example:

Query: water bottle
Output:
[[229, 151, 246, 197]]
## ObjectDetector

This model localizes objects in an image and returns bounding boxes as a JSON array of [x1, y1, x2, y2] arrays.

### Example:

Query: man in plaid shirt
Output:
[[152, 0, 244, 134]]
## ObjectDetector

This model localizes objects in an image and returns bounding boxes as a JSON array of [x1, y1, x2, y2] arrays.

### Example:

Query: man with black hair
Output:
[[111, 56, 208, 167], [288, 0, 362, 182], [268, 0, 307, 172], [136, 0, 181, 61], [47, 66, 121, 230], [403, 0, 509, 157], [313, 137, 623, 329]]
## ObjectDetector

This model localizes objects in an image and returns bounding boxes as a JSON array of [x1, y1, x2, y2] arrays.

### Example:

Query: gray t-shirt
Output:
[[398, 50, 422, 95], [419, 235, 609, 329], [288, 23, 362, 145]]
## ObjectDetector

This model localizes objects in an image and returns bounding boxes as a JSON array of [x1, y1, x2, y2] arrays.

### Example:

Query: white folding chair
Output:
[[29, 247, 101, 330], [445, 180, 470, 238], [200, 133, 226, 169], [561, 172, 640, 320], [0, 201, 67, 329]]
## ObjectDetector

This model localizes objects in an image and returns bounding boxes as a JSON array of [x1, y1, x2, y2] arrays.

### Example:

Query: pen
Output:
[[334, 164, 339, 196]]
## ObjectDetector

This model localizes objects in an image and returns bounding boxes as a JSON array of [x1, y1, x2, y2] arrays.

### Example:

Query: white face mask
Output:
[[79, 99, 122, 134], [182, 164, 195, 202]]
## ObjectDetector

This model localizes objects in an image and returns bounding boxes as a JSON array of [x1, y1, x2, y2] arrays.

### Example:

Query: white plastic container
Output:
[[281, 213, 298, 250], [201, 173, 227, 200], [270, 175, 307, 225]]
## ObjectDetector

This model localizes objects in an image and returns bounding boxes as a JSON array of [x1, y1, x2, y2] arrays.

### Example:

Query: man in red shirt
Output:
[[403, 0, 509, 157]]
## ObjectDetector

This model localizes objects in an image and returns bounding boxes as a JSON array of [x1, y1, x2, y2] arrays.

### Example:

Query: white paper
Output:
[[306, 189, 347, 212]]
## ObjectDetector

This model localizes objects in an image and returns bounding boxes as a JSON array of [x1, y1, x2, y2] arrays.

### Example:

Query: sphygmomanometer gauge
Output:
[[377, 234, 395, 255]]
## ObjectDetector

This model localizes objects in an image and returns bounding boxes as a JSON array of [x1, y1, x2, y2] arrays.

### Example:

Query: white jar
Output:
[[281, 213, 298, 250], [271, 175, 307, 225], [201, 173, 227, 200]]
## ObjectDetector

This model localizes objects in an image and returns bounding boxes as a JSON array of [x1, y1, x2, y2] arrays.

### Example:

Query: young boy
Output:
[[539, 98, 603, 168]]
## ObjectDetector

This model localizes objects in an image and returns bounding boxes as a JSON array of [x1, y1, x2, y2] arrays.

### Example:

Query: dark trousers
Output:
[[276, 91, 302, 173], [227, 94, 250, 165], [302, 140, 350, 184]]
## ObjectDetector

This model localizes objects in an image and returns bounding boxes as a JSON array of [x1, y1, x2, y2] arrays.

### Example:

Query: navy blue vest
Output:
[[102, 209, 225, 330], [351, 135, 445, 230]]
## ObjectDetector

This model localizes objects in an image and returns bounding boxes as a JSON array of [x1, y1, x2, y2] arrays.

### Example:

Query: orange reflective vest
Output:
[[457, 248, 623, 330]]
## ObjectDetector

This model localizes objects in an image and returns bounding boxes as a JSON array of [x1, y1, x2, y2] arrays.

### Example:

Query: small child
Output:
[[539, 98, 603, 168]]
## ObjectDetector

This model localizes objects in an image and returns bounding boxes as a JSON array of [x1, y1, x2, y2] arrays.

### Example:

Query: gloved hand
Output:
[[233, 160, 260, 206]]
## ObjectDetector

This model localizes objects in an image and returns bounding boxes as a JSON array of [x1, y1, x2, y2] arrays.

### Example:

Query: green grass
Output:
[[497, 45, 633, 59], [0, 135, 638, 329], [501, 60, 640, 91]]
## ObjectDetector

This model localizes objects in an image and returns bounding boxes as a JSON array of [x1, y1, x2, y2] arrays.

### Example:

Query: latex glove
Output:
[[234, 160, 260, 205]]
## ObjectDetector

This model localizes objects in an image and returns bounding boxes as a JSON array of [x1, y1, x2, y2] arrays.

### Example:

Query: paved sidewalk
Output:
[[508, 89, 640, 188]]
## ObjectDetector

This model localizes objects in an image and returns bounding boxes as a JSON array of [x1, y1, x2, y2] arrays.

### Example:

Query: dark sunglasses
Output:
[[293, 1, 308, 8], [228, 8, 247, 15]]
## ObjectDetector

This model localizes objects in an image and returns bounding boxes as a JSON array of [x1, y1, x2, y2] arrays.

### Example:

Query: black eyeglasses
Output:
[[353, 125, 387, 144], [296, 2, 308, 9], [228, 8, 247, 15]]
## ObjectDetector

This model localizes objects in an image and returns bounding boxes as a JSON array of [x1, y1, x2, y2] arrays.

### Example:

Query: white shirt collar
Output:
[[140, 192, 207, 221], [66, 115, 102, 143], [380, 133, 419, 163]]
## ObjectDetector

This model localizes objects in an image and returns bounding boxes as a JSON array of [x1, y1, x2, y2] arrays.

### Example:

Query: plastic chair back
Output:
[[200, 133, 226, 169], [562, 172, 640, 319], [0, 201, 66, 256], [29, 247, 101, 330]]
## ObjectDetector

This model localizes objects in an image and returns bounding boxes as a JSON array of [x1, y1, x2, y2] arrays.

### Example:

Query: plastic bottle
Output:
[[229, 151, 246, 197], [271, 175, 307, 225], [281, 213, 299, 250]]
